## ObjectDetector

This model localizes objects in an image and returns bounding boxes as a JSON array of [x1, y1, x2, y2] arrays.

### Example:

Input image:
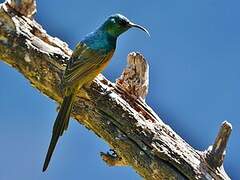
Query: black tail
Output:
[[42, 93, 75, 172]]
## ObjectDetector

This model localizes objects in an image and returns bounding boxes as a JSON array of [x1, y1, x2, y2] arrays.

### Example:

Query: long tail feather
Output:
[[42, 93, 75, 172]]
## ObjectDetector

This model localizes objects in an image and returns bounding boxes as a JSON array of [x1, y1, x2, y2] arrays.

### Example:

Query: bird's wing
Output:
[[63, 42, 114, 88], [43, 43, 114, 172]]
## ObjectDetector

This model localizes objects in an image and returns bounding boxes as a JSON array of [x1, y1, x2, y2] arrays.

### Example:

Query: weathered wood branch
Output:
[[204, 121, 232, 176], [116, 52, 149, 100], [6, 0, 36, 18], [0, 1, 232, 179]]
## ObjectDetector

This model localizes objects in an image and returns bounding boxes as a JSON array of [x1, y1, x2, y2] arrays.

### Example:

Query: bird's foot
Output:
[[103, 88, 113, 96]]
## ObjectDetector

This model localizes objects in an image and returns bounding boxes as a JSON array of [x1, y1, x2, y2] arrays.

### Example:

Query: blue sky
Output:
[[0, 0, 239, 179]]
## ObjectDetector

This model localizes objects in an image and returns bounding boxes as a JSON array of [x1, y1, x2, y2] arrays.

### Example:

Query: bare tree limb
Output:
[[0, 1, 232, 179]]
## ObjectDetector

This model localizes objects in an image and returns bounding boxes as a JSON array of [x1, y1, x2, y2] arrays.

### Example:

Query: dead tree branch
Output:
[[0, 1, 232, 179]]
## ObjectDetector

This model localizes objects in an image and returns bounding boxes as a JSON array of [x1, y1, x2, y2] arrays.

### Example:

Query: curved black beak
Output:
[[129, 22, 150, 37]]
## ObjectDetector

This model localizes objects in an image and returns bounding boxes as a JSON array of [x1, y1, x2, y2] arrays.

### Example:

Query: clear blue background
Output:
[[0, 0, 239, 179]]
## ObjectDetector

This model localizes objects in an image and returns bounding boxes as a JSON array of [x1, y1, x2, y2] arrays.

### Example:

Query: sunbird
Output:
[[43, 14, 149, 172]]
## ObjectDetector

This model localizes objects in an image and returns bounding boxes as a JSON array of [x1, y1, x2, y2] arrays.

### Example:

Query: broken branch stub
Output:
[[7, 0, 36, 18], [116, 52, 149, 100], [205, 121, 232, 169]]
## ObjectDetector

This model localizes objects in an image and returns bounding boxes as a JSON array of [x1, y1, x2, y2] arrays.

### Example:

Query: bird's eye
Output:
[[110, 18, 116, 23], [118, 20, 128, 26]]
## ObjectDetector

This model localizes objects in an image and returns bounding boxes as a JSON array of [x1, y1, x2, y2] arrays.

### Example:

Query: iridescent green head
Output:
[[100, 14, 149, 38]]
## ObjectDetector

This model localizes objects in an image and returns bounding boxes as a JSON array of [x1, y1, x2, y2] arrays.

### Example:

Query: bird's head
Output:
[[101, 14, 149, 38]]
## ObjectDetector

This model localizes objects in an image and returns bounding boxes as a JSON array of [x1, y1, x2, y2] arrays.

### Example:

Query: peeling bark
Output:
[[0, 1, 232, 179]]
